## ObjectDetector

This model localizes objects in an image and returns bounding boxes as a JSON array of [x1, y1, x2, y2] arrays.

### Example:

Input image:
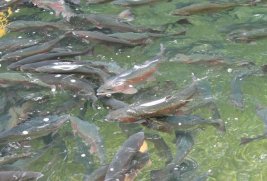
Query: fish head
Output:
[[97, 79, 137, 95]]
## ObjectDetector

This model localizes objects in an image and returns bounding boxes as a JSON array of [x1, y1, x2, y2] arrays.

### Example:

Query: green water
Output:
[[1, 0, 267, 181]]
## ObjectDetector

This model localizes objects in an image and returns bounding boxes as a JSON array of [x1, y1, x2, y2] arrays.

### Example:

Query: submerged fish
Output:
[[72, 14, 143, 32], [0, 115, 69, 144], [30, 0, 75, 20], [147, 115, 225, 133], [112, 0, 159, 6], [97, 45, 165, 95], [0, 38, 39, 54], [70, 116, 106, 164], [105, 81, 197, 122], [172, 3, 240, 16], [105, 132, 146, 181], [169, 53, 227, 66], [151, 132, 194, 181], [72, 31, 134, 46], [6, 20, 73, 32], [241, 104, 267, 144], [7, 48, 93, 70], [0, 32, 70, 62], [227, 27, 267, 43], [0, 72, 51, 88], [0, 171, 43, 181], [37, 74, 97, 103]]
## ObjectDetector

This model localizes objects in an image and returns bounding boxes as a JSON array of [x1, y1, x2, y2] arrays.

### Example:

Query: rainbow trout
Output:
[[105, 81, 197, 122], [97, 44, 165, 95]]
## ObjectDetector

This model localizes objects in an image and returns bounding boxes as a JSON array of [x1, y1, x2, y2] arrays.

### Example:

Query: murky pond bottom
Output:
[[1, 0, 267, 181]]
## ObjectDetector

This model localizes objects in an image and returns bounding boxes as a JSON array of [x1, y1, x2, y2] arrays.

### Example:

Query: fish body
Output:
[[148, 115, 225, 133], [30, 0, 75, 20], [0, 38, 39, 54], [227, 28, 267, 43], [105, 82, 197, 122], [104, 132, 145, 181], [172, 3, 239, 16], [0, 171, 43, 181], [0, 115, 69, 144], [151, 132, 194, 181], [6, 20, 73, 32], [8, 48, 93, 70], [70, 117, 106, 164], [37, 74, 97, 103], [0, 72, 51, 88], [72, 31, 134, 46], [97, 45, 165, 95], [112, 0, 158, 6], [1, 33, 69, 62]]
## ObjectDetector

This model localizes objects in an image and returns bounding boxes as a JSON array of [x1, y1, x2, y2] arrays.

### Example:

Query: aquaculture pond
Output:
[[1, 0, 267, 181]]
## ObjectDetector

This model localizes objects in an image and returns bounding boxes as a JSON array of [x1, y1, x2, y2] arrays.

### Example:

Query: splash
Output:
[[0, 8, 12, 37]]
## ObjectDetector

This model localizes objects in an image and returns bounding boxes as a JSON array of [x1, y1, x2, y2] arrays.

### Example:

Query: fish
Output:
[[145, 132, 173, 164], [0, 152, 33, 165], [0, 115, 69, 144], [70, 116, 106, 164], [169, 53, 227, 66], [7, 48, 93, 70], [112, 0, 159, 6], [227, 27, 267, 43], [0, 32, 71, 62], [240, 104, 267, 144], [146, 115, 225, 133], [97, 44, 165, 95], [35, 62, 109, 81], [105, 81, 197, 122], [151, 132, 194, 181], [0, 72, 51, 88], [109, 31, 185, 46], [104, 132, 146, 181], [30, 0, 75, 20], [37, 74, 98, 103], [71, 14, 143, 33], [6, 20, 73, 32], [83, 165, 109, 181], [0, 171, 43, 181], [85, 0, 112, 4], [71, 31, 134, 46], [0, 38, 39, 54], [172, 3, 240, 16], [230, 69, 259, 109]]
